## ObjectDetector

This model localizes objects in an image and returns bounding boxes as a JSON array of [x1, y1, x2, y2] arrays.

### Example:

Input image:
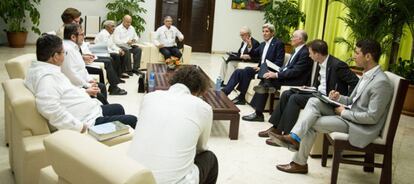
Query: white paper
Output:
[[265, 59, 280, 72]]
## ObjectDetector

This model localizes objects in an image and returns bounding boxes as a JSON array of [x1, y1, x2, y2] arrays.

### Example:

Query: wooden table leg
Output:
[[229, 114, 240, 140]]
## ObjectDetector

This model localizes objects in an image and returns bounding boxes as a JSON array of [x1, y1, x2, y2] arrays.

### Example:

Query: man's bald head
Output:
[[122, 15, 132, 29]]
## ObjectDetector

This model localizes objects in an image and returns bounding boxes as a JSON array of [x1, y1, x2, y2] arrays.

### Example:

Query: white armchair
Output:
[[39, 130, 156, 184], [145, 31, 192, 65], [2, 78, 134, 184]]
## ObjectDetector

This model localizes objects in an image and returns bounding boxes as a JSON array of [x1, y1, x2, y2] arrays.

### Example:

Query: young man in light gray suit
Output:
[[271, 39, 394, 174]]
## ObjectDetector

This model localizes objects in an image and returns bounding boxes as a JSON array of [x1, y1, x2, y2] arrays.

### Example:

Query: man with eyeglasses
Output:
[[61, 24, 126, 103], [243, 30, 313, 122], [153, 16, 184, 65], [95, 20, 131, 80], [25, 34, 137, 133], [219, 26, 260, 88]]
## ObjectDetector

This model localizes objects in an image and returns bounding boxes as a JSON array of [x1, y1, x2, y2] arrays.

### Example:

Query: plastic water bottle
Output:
[[148, 72, 155, 90], [215, 76, 222, 91]]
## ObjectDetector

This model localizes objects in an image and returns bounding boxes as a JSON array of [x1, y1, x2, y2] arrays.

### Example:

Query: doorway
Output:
[[155, 0, 215, 52]]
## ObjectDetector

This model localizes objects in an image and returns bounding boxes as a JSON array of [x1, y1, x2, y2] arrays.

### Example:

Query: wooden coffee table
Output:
[[147, 63, 240, 140]]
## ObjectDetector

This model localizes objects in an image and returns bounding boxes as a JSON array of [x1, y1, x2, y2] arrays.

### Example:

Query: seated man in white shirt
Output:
[[25, 34, 137, 132], [113, 14, 142, 75], [95, 20, 131, 79], [153, 16, 184, 65], [128, 66, 218, 184], [62, 23, 127, 96]]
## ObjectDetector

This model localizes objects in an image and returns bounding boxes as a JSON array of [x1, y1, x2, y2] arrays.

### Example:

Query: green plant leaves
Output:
[[0, 0, 41, 34], [106, 0, 147, 36], [263, 0, 306, 43]]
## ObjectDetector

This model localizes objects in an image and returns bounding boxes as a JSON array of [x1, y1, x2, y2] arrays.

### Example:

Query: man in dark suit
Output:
[[219, 26, 260, 86], [259, 40, 359, 146], [222, 23, 285, 105], [243, 30, 313, 122]]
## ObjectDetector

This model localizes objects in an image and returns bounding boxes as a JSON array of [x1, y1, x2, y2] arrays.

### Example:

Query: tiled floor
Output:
[[0, 45, 413, 184]]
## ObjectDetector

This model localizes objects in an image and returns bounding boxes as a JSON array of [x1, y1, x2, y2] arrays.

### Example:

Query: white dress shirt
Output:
[[94, 29, 122, 53], [25, 61, 102, 132], [153, 25, 184, 47], [261, 37, 273, 64], [317, 55, 329, 95], [112, 24, 139, 45], [240, 41, 248, 55], [128, 83, 213, 184], [61, 40, 94, 88]]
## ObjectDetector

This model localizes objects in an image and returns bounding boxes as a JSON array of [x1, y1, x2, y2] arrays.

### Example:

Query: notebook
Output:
[[88, 121, 130, 141], [313, 92, 350, 109]]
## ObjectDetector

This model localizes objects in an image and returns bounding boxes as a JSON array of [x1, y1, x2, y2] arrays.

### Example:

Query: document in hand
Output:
[[265, 59, 280, 72], [313, 92, 350, 109], [88, 121, 130, 141]]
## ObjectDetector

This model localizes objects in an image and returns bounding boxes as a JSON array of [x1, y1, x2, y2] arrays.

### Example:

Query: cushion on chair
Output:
[[43, 130, 155, 184], [5, 53, 36, 79]]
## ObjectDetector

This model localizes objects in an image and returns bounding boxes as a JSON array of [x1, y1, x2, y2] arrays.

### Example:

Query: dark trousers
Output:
[[109, 53, 125, 77], [120, 47, 133, 72], [130, 46, 142, 70], [95, 104, 137, 128], [268, 90, 312, 133], [159, 46, 182, 59], [250, 79, 283, 115], [222, 67, 256, 100], [195, 150, 218, 184], [95, 56, 120, 88]]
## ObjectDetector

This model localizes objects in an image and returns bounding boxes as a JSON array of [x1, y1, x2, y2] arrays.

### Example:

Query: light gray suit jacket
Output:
[[338, 67, 393, 148]]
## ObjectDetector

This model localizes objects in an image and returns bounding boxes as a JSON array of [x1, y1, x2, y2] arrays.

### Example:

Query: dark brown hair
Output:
[[169, 66, 209, 94]]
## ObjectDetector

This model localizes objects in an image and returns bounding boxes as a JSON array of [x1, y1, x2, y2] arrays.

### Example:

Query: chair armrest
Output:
[[135, 43, 151, 69], [181, 44, 192, 64], [44, 130, 156, 184], [88, 62, 107, 84]]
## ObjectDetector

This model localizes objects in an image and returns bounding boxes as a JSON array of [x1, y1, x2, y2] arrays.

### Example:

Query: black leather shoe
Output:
[[231, 97, 246, 105], [109, 87, 127, 95], [242, 113, 264, 122], [253, 85, 277, 94]]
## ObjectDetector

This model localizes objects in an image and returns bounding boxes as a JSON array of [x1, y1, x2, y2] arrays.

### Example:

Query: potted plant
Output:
[[106, 0, 147, 36], [263, 0, 305, 53], [0, 0, 41, 48], [390, 58, 414, 116]]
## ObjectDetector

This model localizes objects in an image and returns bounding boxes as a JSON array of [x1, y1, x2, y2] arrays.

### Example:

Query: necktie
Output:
[[287, 50, 295, 65]]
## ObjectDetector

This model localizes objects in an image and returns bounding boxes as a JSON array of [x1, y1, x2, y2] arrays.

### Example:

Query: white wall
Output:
[[211, 0, 265, 53], [0, 0, 265, 52], [0, 0, 155, 45]]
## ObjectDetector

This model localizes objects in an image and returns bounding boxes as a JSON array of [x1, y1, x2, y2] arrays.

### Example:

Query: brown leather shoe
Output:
[[258, 127, 282, 137], [276, 162, 308, 174], [265, 138, 280, 147], [269, 132, 299, 152]]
